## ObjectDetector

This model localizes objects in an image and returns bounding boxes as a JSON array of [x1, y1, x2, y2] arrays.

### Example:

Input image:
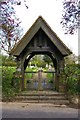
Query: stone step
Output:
[[15, 95, 67, 100], [16, 91, 66, 97], [14, 99, 69, 105], [14, 91, 69, 105], [37, 100, 69, 104]]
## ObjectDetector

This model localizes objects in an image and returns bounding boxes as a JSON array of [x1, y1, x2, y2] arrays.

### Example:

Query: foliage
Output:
[[43, 55, 53, 65], [31, 59, 45, 68], [65, 54, 78, 65], [0, 0, 28, 54], [63, 64, 80, 95], [61, 0, 79, 34], [2, 55, 16, 66], [26, 80, 31, 83], [26, 67, 38, 72], [48, 79, 53, 83], [2, 66, 18, 100], [29, 55, 53, 68], [47, 73, 53, 83], [0, 1, 21, 53], [25, 73, 33, 79], [47, 73, 53, 79], [30, 55, 46, 68], [78, 55, 80, 63]]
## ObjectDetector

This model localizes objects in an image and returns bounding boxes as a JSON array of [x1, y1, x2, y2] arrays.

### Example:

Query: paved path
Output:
[[2, 102, 79, 118]]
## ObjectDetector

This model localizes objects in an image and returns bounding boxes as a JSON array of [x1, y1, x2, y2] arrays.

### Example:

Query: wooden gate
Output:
[[25, 70, 55, 91]]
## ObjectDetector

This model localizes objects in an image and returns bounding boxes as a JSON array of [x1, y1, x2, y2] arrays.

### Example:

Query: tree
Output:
[[29, 55, 45, 68], [65, 54, 78, 65], [0, 0, 28, 54], [2, 55, 16, 66], [43, 55, 53, 66], [61, 0, 79, 34]]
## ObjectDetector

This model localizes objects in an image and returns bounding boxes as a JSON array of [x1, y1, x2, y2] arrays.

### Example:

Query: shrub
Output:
[[47, 73, 53, 83], [2, 55, 17, 67], [2, 66, 19, 100], [47, 73, 53, 79], [63, 64, 80, 95]]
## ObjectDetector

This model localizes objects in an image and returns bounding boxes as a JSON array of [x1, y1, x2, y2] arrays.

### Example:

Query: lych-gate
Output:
[[10, 16, 72, 92]]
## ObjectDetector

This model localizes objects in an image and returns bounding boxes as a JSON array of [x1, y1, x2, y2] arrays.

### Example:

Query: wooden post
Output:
[[55, 71, 59, 92], [52, 72, 55, 90], [21, 59, 25, 91], [38, 70, 43, 90], [55, 60, 60, 92], [16, 58, 22, 91], [58, 59, 65, 92], [59, 74, 65, 92]]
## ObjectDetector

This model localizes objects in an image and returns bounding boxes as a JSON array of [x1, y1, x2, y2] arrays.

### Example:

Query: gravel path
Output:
[[2, 102, 79, 118]]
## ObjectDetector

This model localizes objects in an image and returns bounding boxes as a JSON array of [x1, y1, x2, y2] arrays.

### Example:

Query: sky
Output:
[[14, 0, 78, 56]]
